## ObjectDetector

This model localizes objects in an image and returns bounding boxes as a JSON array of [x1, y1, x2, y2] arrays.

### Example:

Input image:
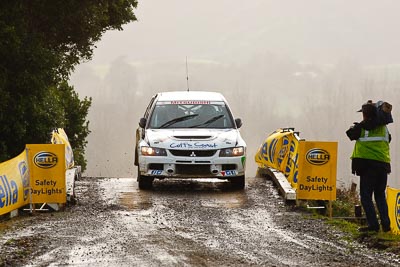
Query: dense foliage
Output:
[[0, 0, 138, 170]]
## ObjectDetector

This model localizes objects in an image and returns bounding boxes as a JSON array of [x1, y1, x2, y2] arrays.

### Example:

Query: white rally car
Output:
[[134, 91, 246, 189]]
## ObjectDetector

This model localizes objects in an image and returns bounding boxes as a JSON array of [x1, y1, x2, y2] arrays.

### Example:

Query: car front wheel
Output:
[[230, 175, 245, 189], [137, 169, 154, 190]]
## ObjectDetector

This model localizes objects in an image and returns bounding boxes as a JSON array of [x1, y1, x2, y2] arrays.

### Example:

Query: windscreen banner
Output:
[[387, 187, 400, 235], [51, 128, 74, 169], [26, 144, 66, 204], [296, 141, 337, 201], [254, 128, 300, 188], [0, 151, 30, 215]]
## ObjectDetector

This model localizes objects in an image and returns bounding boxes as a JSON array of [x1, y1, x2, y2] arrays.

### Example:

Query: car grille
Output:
[[169, 150, 217, 157]]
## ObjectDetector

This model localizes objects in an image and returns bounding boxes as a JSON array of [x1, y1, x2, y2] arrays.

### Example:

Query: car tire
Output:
[[231, 175, 245, 189], [134, 148, 138, 166], [138, 169, 154, 190]]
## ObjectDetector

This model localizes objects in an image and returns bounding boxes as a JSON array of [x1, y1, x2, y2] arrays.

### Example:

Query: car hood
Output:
[[145, 129, 242, 150]]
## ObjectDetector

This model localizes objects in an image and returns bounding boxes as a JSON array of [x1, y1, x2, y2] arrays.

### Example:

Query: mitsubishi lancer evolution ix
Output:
[[134, 91, 246, 189]]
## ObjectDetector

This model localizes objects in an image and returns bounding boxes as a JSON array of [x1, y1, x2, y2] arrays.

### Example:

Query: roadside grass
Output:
[[257, 170, 400, 254], [327, 218, 400, 253], [299, 185, 400, 254]]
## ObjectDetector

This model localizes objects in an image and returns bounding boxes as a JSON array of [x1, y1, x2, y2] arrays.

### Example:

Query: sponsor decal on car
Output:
[[170, 100, 211, 105], [221, 170, 237, 176], [170, 142, 218, 149]]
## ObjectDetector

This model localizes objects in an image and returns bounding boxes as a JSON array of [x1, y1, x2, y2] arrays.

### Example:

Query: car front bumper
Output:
[[138, 153, 246, 178]]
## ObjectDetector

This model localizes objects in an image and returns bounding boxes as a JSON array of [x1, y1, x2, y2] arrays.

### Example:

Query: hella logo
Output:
[[306, 149, 330, 165], [34, 152, 58, 169]]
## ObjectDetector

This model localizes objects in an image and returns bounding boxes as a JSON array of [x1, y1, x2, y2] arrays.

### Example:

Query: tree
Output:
[[58, 82, 92, 171], [0, 0, 138, 170]]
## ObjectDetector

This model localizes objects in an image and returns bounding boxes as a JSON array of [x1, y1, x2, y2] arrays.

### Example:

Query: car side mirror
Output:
[[235, 118, 242, 128], [139, 117, 147, 128]]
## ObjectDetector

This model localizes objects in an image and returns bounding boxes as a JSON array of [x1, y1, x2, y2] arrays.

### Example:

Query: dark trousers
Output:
[[359, 168, 391, 230]]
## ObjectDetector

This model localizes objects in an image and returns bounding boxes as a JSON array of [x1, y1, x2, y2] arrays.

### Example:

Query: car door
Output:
[[134, 94, 157, 166]]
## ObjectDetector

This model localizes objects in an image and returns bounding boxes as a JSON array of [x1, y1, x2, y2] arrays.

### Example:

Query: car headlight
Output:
[[141, 146, 167, 156], [219, 147, 245, 157]]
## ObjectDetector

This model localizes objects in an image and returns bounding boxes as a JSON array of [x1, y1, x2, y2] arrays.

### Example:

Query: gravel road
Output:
[[1, 176, 400, 266]]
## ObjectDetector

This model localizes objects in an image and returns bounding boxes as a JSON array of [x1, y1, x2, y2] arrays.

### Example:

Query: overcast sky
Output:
[[86, 0, 400, 66]]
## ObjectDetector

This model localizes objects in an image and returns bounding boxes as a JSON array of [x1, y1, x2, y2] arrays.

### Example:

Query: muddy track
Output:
[[1, 176, 399, 266]]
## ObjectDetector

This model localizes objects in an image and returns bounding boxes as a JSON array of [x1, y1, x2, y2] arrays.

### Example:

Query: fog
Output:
[[70, 1, 400, 188]]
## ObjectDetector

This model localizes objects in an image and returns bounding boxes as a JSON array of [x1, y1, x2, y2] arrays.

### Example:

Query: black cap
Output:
[[358, 100, 377, 118], [357, 100, 374, 112]]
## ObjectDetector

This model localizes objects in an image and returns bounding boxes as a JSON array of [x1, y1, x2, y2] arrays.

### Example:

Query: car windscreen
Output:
[[148, 102, 235, 129]]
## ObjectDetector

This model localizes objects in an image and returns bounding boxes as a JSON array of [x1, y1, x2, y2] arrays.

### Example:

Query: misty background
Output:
[[70, 1, 400, 188]]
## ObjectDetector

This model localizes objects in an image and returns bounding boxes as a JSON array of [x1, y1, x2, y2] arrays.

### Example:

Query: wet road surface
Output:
[[16, 176, 400, 266]]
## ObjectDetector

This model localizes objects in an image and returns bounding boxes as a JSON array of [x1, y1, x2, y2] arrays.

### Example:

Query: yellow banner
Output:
[[26, 144, 66, 204], [283, 134, 300, 188], [387, 187, 400, 235], [0, 151, 30, 215], [297, 141, 337, 200], [255, 128, 300, 188], [51, 128, 74, 169]]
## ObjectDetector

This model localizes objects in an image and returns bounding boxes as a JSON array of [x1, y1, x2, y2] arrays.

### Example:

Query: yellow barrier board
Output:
[[387, 187, 400, 234], [26, 144, 66, 204], [254, 128, 300, 188], [297, 141, 337, 200], [51, 128, 74, 169], [282, 133, 300, 189], [0, 151, 30, 215]]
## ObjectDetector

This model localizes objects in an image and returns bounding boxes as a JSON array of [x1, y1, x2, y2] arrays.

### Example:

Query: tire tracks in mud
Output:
[[2, 176, 400, 266]]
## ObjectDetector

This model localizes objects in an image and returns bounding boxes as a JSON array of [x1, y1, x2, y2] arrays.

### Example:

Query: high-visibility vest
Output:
[[351, 125, 390, 163]]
